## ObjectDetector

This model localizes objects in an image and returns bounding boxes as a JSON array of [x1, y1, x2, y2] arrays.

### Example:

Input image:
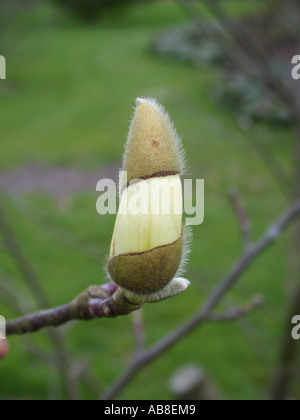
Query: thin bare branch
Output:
[[102, 198, 300, 400], [0, 270, 34, 314], [207, 295, 264, 322], [177, 0, 294, 196], [271, 284, 300, 400], [0, 200, 50, 308], [3, 199, 300, 399], [271, 72, 300, 400], [5, 283, 131, 336], [132, 309, 146, 355], [0, 199, 81, 399], [229, 188, 252, 250]]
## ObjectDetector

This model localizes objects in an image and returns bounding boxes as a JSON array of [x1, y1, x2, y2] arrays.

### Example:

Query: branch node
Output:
[[111, 288, 142, 314]]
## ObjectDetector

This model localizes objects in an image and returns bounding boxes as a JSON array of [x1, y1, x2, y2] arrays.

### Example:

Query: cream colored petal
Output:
[[110, 175, 182, 256]]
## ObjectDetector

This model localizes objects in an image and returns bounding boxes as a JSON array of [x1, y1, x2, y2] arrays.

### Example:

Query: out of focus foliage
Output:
[[153, 1, 299, 126], [53, 0, 144, 20]]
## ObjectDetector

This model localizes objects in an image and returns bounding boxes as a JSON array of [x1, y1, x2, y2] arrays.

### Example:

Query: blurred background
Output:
[[0, 0, 299, 400]]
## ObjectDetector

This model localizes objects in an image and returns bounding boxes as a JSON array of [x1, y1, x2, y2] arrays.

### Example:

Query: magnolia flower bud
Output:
[[107, 98, 190, 305]]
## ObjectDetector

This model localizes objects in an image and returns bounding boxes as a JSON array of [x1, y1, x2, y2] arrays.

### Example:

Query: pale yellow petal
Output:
[[110, 175, 182, 256]]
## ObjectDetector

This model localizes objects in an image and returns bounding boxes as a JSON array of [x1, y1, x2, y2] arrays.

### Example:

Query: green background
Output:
[[0, 0, 296, 400]]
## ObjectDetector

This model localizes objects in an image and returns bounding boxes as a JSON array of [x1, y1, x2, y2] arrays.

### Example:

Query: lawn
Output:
[[0, 0, 296, 400]]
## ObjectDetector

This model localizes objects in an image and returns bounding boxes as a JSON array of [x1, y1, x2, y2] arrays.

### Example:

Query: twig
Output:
[[3, 200, 300, 398], [229, 188, 252, 250], [0, 271, 57, 378], [271, 283, 300, 400], [7, 200, 300, 335], [0, 269, 34, 314], [207, 295, 264, 322], [22, 338, 55, 364], [5, 284, 134, 335], [79, 363, 104, 398], [0, 269, 78, 400], [0, 199, 77, 399], [101, 198, 300, 400], [0, 201, 49, 308], [271, 68, 300, 400], [132, 309, 146, 355], [177, 0, 294, 196]]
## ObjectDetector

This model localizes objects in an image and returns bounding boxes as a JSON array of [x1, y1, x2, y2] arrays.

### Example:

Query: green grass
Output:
[[0, 0, 296, 400]]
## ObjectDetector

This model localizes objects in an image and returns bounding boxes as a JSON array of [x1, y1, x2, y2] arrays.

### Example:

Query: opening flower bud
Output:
[[110, 175, 182, 256], [107, 98, 190, 304]]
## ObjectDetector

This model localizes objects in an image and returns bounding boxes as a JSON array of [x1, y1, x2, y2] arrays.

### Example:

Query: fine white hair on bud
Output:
[[122, 277, 191, 305], [120, 97, 187, 193], [107, 97, 191, 304], [175, 225, 193, 278]]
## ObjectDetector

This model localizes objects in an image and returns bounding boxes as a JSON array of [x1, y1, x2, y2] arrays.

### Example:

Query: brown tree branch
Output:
[[6, 199, 300, 337], [271, 75, 300, 400], [271, 284, 300, 400], [177, 0, 294, 196], [0, 269, 34, 314], [3, 199, 300, 399], [0, 199, 85, 399], [207, 295, 264, 323], [101, 198, 300, 400], [5, 283, 136, 335], [0, 201, 50, 308], [131, 309, 146, 355], [229, 188, 252, 250]]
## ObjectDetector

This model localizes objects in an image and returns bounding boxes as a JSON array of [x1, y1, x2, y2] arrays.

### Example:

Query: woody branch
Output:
[[5, 199, 300, 341], [102, 198, 300, 399]]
